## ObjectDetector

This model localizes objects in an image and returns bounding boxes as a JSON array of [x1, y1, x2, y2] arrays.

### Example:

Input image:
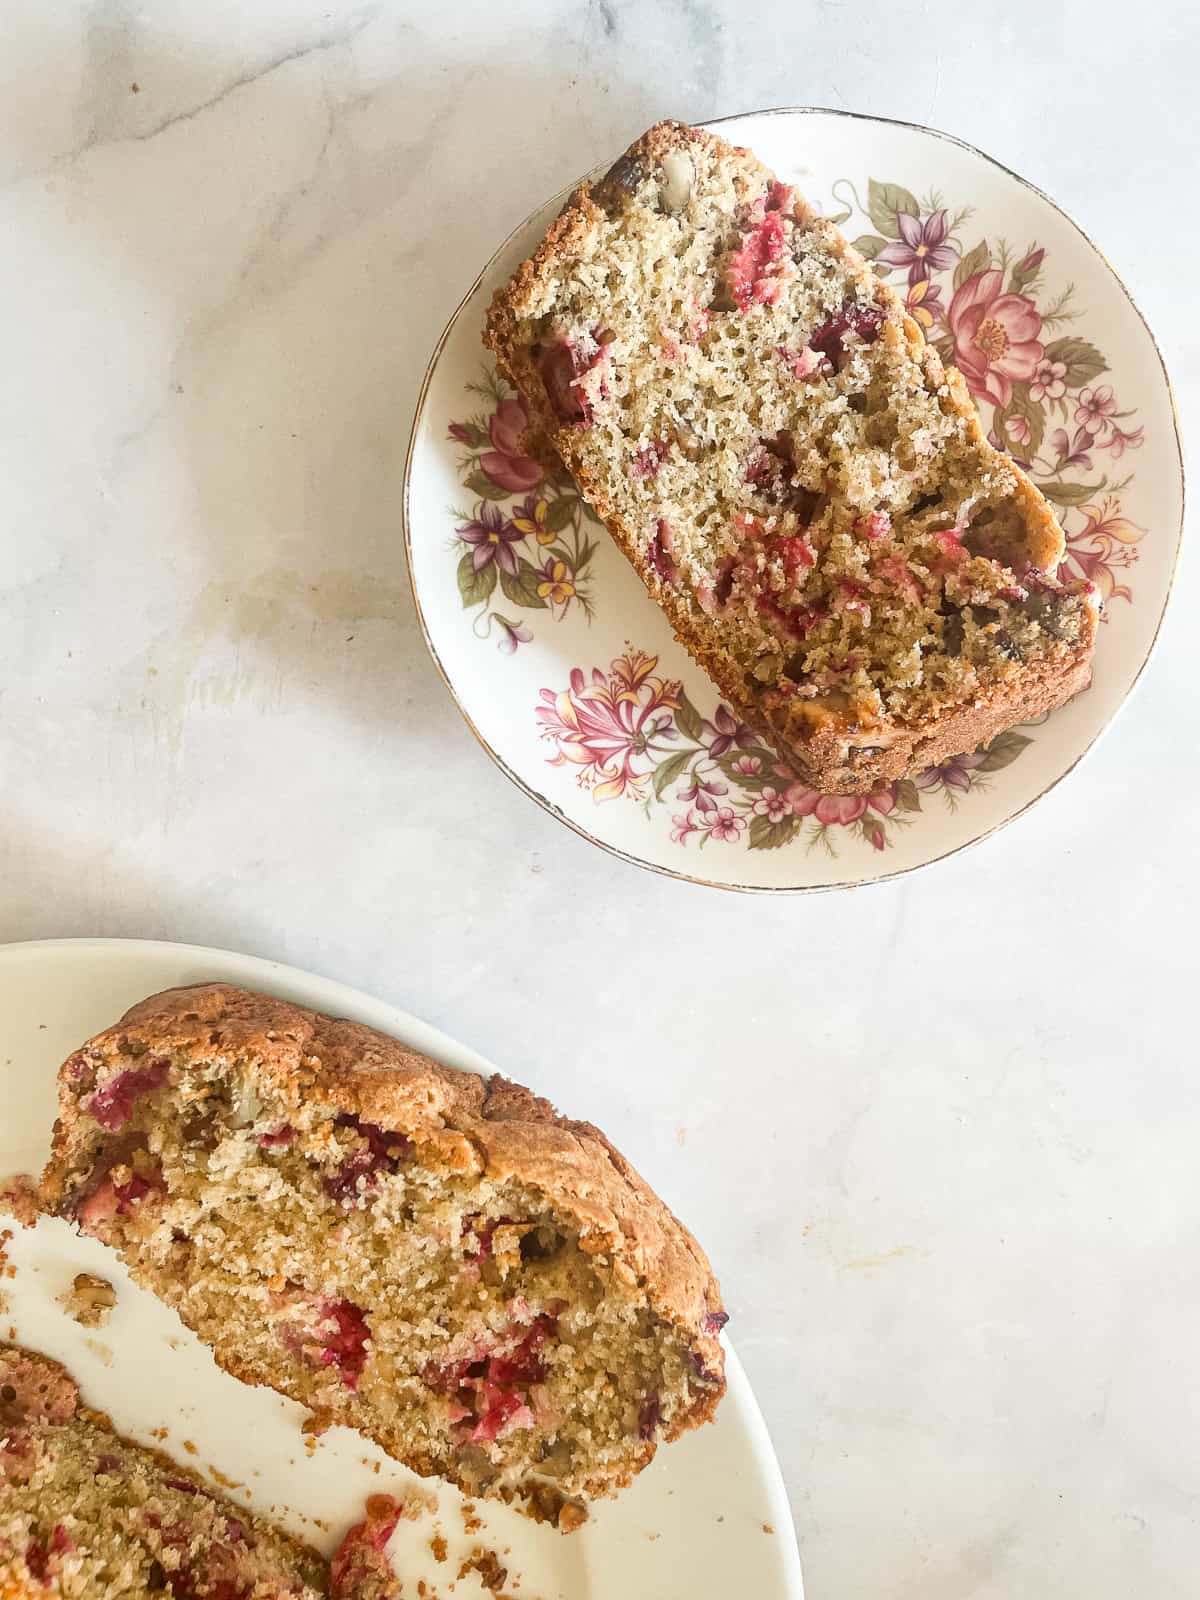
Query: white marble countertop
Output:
[[2, 2, 1198, 1594]]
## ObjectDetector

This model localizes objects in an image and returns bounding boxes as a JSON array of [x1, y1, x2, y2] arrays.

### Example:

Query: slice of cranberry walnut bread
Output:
[[484, 120, 1099, 794], [0, 1342, 328, 1599], [39, 984, 726, 1529]]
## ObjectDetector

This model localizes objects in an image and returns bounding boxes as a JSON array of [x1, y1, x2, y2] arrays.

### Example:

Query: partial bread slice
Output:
[[39, 984, 726, 1527], [0, 1342, 329, 1598], [485, 120, 1099, 793]]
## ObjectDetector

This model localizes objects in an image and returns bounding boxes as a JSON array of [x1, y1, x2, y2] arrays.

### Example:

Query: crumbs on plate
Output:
[[60, 1271, 117, 1328], [0, 1174, 39, 1227]]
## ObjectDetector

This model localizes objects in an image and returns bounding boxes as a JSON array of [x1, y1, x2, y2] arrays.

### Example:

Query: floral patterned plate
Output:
[[404, 109, 1183, 891]]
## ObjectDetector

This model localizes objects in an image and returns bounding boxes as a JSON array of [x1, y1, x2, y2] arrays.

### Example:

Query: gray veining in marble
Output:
[[1, 2, 1198, 1594]]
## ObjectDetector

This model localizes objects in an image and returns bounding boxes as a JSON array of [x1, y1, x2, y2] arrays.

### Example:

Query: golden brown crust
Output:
[[41, 983, 726, 1413], [484, 119, 1098, 794]]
